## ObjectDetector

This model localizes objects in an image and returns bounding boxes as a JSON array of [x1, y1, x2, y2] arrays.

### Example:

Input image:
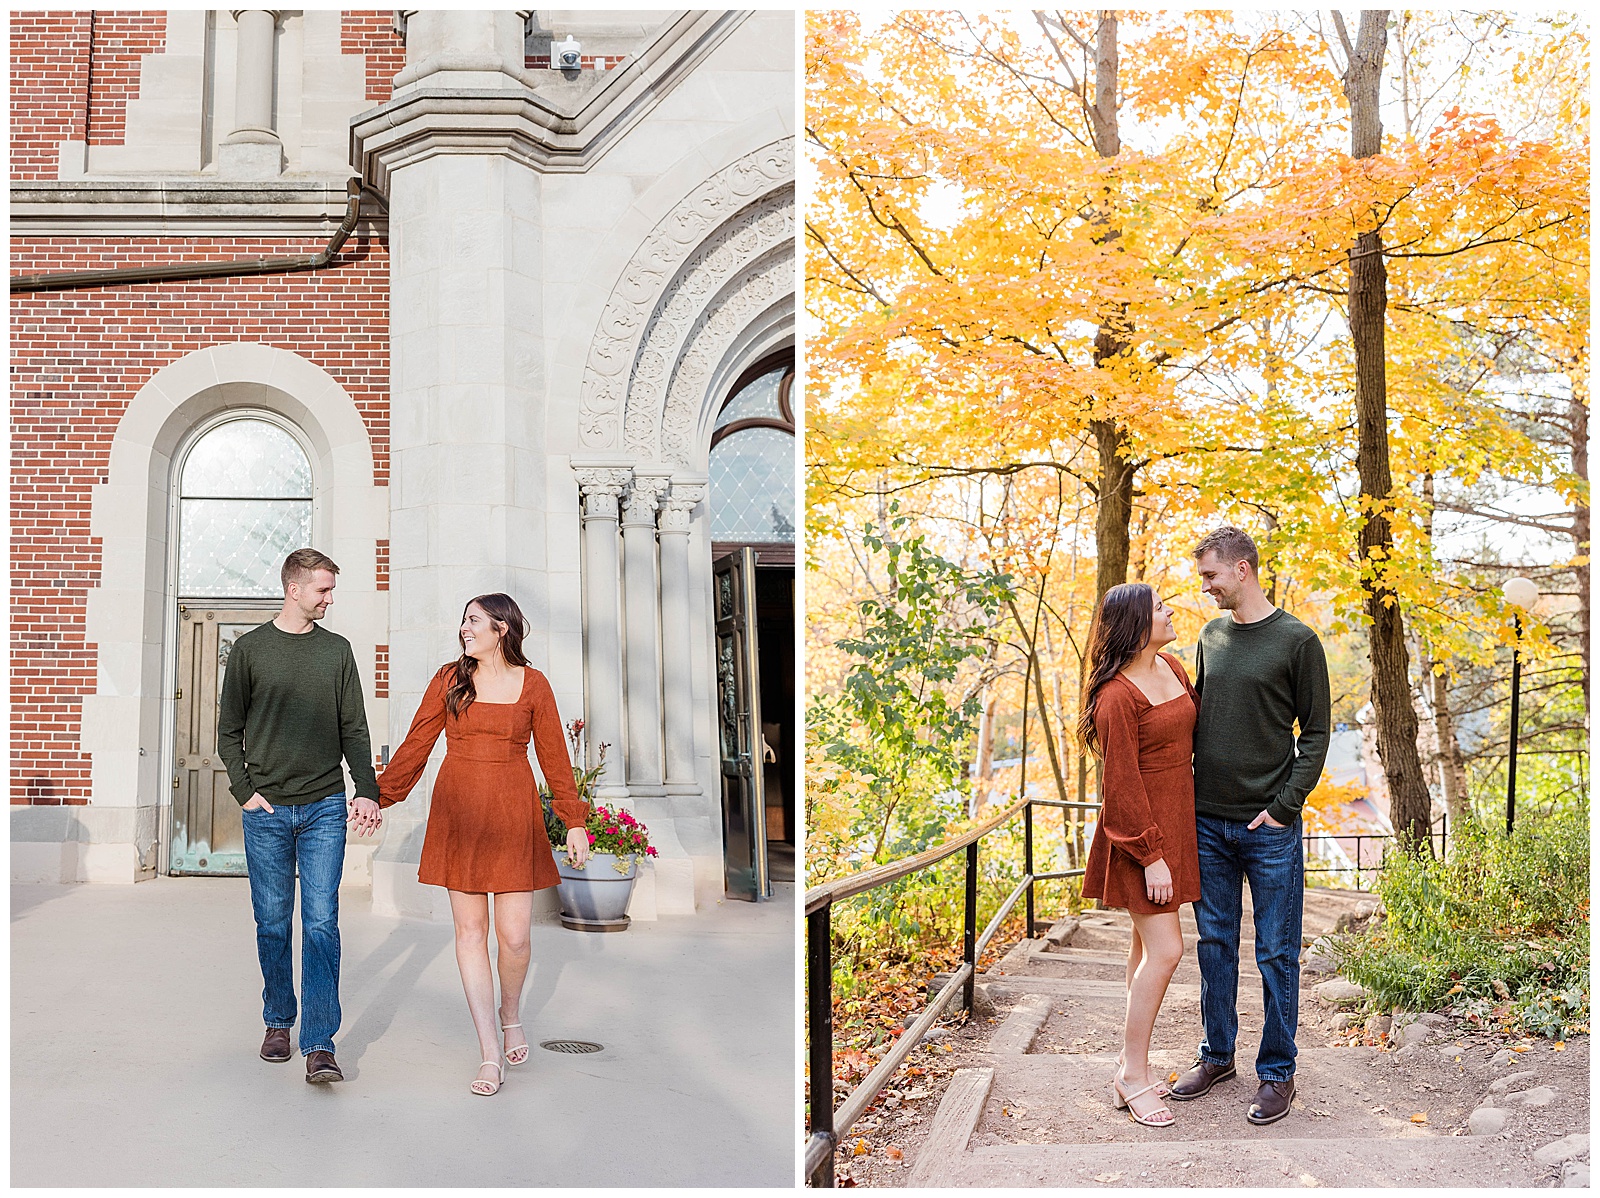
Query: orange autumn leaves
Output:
[[807, 10, 1587, 665]]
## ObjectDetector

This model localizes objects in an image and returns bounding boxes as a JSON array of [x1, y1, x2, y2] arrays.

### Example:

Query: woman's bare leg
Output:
[[493, 891, 535, 1059], [1120, 910, 1184, 1122], [448, 890, 502, 1086]]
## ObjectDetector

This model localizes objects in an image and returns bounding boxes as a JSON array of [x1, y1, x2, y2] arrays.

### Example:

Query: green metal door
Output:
[[713, 548, 770, 901]]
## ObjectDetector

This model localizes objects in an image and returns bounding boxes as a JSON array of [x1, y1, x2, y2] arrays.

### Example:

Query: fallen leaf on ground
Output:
[[1300, 1174, 1321, 1187], [852, 1140, 869, 1156], [1094, 1172, 1123, 1183], [1553, 1041, 1567, 1052], [886, 1146, 903, 1161], [1410, 1112, 1429, 1124]]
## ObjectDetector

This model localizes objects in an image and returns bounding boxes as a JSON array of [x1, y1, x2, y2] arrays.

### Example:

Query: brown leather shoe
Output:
[[1247, 1078, 1295, 1125], [305, 1050, 343, 1083], [1167, 1058, 1236, 1101], [260, 1027, 292, 1063]]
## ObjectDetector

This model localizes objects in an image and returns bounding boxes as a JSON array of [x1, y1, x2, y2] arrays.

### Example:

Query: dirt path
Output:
[[829, 888, 1590, 1188]]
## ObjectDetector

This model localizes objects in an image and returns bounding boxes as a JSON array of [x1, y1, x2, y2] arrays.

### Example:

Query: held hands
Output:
[[241, 793, 275, 814], [1144, 857, 1174, 905], [349, 796, 383, 837], [1247, 810, 1287, 831], [565, 828, 591, 868]]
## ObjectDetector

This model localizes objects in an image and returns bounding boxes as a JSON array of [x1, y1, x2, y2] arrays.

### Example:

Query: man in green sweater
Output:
[[217, 548, 383, 1083], [1168, 527, 1331, 1127]]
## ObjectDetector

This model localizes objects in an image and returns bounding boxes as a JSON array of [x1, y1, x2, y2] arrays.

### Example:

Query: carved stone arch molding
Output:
[[664, 247, 795, 468], [77, 344, 386, 880], [578, 136, 794, 449]]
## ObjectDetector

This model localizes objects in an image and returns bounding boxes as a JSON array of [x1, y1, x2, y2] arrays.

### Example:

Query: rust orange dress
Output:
[[1082, 652, 1201, 915], [377, 663, 589, 894]]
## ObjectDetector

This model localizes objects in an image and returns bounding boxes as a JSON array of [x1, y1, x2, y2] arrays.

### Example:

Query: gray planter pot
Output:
[[555, 852, 639, 932]]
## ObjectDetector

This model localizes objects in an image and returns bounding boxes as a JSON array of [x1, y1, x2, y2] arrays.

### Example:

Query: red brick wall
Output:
[[10, 236, 390, 805], [375, 537, 389, 590], [10, 12, 90, 180], [86, 12, 166, 146], [374, 645, 389, 699], [342, 11, 407, 103]]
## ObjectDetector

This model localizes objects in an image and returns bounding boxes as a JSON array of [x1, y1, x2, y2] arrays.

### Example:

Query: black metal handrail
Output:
[[803, 793, 1098, 1186], [804, 804, 1448, 1184], [1303, 814, 1449, 882]]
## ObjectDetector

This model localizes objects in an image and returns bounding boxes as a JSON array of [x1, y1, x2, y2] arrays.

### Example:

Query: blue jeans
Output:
[[240, 794, 347, 1056], [1193, 812, 1303, 1083]]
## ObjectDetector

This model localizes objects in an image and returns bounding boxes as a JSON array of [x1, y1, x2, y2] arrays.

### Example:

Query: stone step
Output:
[[971, 1048, 1431, 1147], [935, 1133, 1510, 1188]]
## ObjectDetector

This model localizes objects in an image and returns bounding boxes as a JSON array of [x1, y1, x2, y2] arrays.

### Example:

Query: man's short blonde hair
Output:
[[281, 548, 340, 592]]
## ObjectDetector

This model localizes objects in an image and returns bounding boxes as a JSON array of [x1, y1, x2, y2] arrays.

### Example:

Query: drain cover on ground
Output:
[[540, 1039, 603, 1054]]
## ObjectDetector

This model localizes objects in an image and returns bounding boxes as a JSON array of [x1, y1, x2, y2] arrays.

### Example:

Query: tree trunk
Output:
[[1092, 418, 1135, 600], [1344, 9, 1434, 851], [1431, 663, 1469, 823], [1087, 12, 1135, 602], [1419, 472, 1468, 824], [973, 682, 998, 814], [1570, 374, 1590, 708]]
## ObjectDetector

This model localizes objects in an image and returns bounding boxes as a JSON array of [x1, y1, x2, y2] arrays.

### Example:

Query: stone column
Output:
[[354, 11, 551, 918], [621, 472, 671, 797], [219, 10, 284, 178], [575, 468, 632, 806], [659, 480, 706, 796]]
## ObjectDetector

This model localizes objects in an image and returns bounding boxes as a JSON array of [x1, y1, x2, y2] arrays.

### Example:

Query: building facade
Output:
[[10, 10, 797, 920]]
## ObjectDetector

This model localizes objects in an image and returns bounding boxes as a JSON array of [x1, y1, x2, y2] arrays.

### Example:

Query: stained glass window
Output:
[[709, 360, 794, 544], [179, 419, 312, 597]]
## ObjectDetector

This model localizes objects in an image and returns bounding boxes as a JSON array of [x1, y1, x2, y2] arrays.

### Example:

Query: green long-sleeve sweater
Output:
[[1192, 608, 1331, 825], [216, 620, 380, 806]]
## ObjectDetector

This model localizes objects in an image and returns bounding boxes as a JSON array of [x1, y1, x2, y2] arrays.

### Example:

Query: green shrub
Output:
[[1335, 812, 1589, 1037]]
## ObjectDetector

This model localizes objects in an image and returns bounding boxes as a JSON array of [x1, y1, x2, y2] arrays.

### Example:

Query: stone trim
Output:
[[10, 179, 385, 237], [79, 343, 387, 882], [351, 11, 748, 189], [578, 137, 794, 449]]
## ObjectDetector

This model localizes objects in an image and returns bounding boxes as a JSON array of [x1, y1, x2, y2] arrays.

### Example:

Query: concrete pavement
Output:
[[10, 877, 796, 1187]]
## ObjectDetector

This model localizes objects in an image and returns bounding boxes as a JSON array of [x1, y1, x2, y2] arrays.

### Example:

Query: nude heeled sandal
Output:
[[1110, 1072, 1175, 1128], [471, 1058, 504, 1096], [502, 1021, 529, 1067]]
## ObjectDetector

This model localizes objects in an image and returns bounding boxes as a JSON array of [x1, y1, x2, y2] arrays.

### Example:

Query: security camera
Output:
[[551, 35, 581, 71]]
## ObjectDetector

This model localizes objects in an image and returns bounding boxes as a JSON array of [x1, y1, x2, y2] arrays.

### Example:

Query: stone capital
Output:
[[573, 467, 632, 522], [658, 479, 707, 533], [622, 472, 673, 526]]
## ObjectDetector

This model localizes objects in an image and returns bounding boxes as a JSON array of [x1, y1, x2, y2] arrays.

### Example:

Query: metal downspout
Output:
[[9, 177, 383, 294]]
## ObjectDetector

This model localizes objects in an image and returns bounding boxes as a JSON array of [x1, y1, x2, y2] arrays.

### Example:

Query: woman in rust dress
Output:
[[1080, 582, 1200, 1128], [378, 592, 590, 1096]]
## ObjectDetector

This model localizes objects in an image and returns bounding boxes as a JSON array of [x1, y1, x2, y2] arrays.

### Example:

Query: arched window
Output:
[[708, 352, 795, 550], [177, 417, 313, 598]]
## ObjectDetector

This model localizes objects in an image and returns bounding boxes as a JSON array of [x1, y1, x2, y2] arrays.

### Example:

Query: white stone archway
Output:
[[571, 136, 795, 914], [22, 345, 388, 884]]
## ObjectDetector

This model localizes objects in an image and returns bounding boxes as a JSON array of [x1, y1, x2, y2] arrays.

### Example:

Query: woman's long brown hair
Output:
[[1076, 582, 1156, 757], [444, 592, 530, 718]]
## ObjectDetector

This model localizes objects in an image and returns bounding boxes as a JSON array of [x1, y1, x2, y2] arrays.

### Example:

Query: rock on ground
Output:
[[1314, 978, 1365, 1006], [1534, 1134, 1590, 1167], [1468, 1107, 1509, 1136]]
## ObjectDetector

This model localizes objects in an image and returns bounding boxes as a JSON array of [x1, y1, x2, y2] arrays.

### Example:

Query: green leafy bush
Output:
[[1335, 812, 1589, 1037]]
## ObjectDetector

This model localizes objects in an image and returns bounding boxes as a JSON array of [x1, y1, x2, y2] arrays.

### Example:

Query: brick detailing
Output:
[[86, 12, 166, 146], [374, 644, 389, 699], [374, 537, 390, 590], [10, 235, 391, 806], [12, 11, 168, 179], [526, 54, 629, 72], [342, 11, 407, 103], [10, 13, 91, 180]]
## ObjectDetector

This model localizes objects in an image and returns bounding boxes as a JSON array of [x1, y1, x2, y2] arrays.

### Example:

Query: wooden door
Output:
[[169, 607, 271, 875]]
